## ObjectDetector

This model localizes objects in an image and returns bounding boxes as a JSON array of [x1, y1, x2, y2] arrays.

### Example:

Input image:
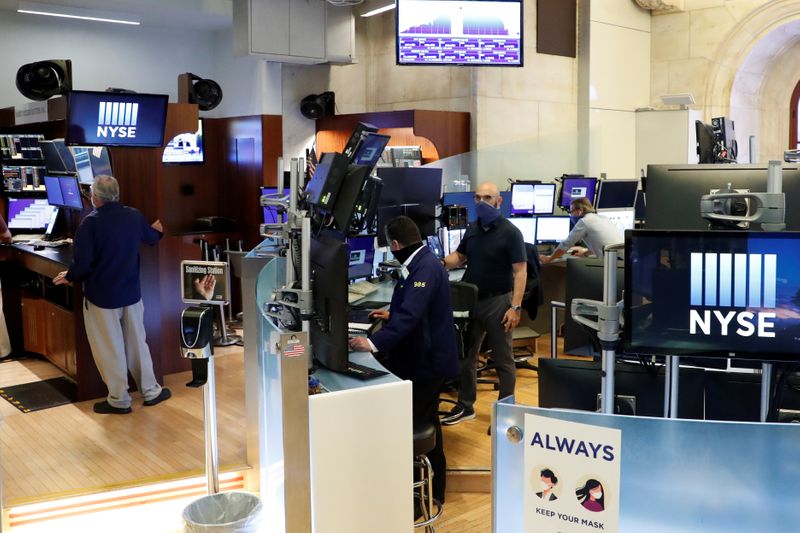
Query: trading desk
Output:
[[1, 243, 106, 400]]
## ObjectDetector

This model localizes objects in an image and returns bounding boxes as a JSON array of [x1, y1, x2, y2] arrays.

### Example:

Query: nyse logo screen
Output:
[[66, 91, 167, 147], [625, 231, 800, 360], [688, 252, 777, 338]]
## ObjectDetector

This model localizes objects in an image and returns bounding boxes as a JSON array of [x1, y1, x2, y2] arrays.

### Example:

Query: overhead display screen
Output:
[[396, 0, 523, 66], [66, 91, 168, 147]]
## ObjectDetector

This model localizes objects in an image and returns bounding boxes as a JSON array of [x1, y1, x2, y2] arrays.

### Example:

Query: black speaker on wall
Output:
[[179, 72, 223, 111], [300, 91, 335, 120], [16, 59, 72, 101]]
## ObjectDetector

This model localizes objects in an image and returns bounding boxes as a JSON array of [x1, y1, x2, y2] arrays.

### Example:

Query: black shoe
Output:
[[143, 388, 171, 407], [487, 425, 492, 436], [93, 401, 132, 414], [441, 404, 476, 426]]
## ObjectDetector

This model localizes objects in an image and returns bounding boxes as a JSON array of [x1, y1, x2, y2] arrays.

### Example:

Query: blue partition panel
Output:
[[493, 399, 800, 532]]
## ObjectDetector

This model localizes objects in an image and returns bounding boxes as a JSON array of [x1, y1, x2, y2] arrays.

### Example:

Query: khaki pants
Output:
[[83, 298, 161, 408]]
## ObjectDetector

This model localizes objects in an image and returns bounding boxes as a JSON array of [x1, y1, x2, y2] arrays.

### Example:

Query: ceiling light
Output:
[[361, 3, 395, 17], [17, 2, 141, 25]]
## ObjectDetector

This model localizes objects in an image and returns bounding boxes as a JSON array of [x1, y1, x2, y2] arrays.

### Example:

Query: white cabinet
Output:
[[234, 0, 355, 64], [636, 109, 702, 174]]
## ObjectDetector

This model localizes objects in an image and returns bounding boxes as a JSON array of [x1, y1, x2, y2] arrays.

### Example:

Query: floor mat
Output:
[[0, 377, 77, 413]]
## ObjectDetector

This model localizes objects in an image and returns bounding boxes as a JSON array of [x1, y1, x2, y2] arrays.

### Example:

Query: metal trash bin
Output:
[[182, 491, 263, 532]]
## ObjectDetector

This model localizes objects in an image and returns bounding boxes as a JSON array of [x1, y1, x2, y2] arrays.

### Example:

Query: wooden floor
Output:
[[0, 327, 573, 533], [0, 345, 247, 506]]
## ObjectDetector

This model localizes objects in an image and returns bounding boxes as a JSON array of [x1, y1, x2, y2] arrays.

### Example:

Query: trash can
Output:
[[182, 491, 263, 532]]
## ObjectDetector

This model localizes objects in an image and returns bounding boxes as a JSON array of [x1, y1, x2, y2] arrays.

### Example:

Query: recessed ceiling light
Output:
[[361, 3, 395, 17]]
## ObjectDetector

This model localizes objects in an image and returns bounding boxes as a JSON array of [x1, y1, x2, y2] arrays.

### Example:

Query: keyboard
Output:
[[348, 280, 379, 304], [343, 361, 388, 380], [29, 239, 70, 248], [11, 234, 43, 243]]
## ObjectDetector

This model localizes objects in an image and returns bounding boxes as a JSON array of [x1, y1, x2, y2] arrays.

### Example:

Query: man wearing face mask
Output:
[[440, 182, 527, 426], [349, 216, 458, 505], [53, 175, 170, 414], [541, 197, 623, 263]]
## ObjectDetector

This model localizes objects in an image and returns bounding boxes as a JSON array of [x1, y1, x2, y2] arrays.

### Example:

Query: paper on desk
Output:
[[348, 322, 372, 332]]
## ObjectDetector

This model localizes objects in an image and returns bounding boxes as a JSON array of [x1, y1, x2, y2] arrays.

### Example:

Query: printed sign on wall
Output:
[[523, 414, 621, 533]]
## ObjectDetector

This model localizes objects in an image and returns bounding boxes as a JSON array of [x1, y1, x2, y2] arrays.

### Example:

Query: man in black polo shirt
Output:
[[441, 182, 527, 425], [54, 175, 170, 414]]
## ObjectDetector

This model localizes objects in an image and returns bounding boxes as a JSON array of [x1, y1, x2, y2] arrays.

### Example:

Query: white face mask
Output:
[[541, 481, 552, 491], [590, 490, 602, 500]]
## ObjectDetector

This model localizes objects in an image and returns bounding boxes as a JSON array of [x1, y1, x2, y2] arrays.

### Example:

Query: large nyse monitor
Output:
[[625, 230, 800, 361], [396, 0, 523, 66], [66, 91, 169, 147], [510, 183, 556, 215]]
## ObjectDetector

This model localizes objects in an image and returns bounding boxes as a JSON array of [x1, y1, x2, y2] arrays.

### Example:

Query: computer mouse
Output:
[[33, 245, 45, 251]]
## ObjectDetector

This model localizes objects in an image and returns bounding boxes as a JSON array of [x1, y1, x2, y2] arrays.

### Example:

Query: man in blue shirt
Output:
[[349, 216, 458, 504], [54, 175, 169, 414]]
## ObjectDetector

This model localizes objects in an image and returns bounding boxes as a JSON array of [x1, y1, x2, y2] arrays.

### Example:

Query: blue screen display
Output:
[[625, 230, 800, 360], [559, 177, 598, 209], [44, 175, 64, 206], [59, 176, 83, 209], [66, 91, 169, 147], [352, 133, 391, 169], [442, 191, 512, 222]]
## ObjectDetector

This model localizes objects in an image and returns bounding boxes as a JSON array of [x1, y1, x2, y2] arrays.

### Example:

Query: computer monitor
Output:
[[442, 191, 512, 222], [508, 217, 537, 244], [44, 175, 83, 210], [441, 227, 466, 256], [596, 180, 639, 209], [66, 91, 169, 147], [6, 198, 58, 232], [535, 215, 570, 244], [695, 120, 717, 164], [341, 122, 379, 160], [596, 208, 635, 233], [624, 230, 800, 362], [70, 146, 94, 184], [538, 358, 705, 419], [351, 133, 391, 171], [162, 119, 204, 164], [331, 165, 371, 233], [427, 235, 445, 259], [347, 235, 376, 280], [310, 232, 350, 372], [559, 177, 598, 209], [510, 183, 556, 215], [40, 139, 76, 174], [645, 164, 800, 231], [305, 152, 350, 212]]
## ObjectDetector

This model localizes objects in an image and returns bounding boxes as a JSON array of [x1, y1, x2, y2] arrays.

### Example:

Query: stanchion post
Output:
[[760, 362, 773, 422], [204, 354, 220, 494]]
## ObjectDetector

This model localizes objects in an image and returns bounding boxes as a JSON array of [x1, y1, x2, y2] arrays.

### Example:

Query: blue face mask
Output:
[[570, 214, 580, 224], [476, 200, 501, 227]]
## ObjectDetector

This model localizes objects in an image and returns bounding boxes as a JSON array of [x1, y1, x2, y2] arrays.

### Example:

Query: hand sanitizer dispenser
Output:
[[181, 306, 215, 387]]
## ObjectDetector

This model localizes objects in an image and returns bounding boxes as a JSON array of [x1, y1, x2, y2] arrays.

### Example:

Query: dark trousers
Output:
[[457, 292, 515, 410], [413, 377, 447, 503]]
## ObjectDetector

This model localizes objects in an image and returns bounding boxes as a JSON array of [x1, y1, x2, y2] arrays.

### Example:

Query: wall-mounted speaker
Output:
[[16, 59, 72, 101], [300, 91, 335, 120]]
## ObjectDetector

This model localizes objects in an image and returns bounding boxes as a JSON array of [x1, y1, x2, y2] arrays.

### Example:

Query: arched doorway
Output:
[[791, 79, 800, 150]]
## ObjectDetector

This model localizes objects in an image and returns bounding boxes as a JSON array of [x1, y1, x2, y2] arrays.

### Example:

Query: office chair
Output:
[[438, 281, 478, 417]]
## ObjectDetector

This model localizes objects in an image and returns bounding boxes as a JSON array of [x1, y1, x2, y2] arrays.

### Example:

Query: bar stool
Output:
[[413, 423, 442, 531]]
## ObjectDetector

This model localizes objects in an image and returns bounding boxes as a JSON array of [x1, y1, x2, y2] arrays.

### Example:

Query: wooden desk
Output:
[[2, 243, 106, 401]]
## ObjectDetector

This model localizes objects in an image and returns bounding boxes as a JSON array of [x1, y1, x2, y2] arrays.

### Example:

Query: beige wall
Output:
[[650, 0, 800, 162]]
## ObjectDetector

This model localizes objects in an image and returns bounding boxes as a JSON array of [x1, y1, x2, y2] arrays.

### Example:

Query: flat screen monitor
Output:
[[347, 235, 376, 280], [597, 208, 635, 233], [442, 191, 512, 222], [376, 167, 443, 205], [305, 152, 350, 211], [510, 183, 556, 215], [427, 234, 445, 259], [442, 227, 466, 256], [695, 120, 717, 164], [332, 165, 371, 233], [7, 198, 57, 232], [624, 230, 800, 361], [645, 164, 800, 231], [342, 122, 379, 160], [309, 232, 350, 372], [508, 216, 536, 244], [634, 190, 646, 220], [44, 175, 83, 209], [535, 215, 570, 244], [596, 180, 639, 209], [396, 0, 523, 67], [162, 119, 204, 164], [559, 176, 598, 209], [66, 91, 169, 147], [351, 133, 391, 171], [40, 139, 76, 174]]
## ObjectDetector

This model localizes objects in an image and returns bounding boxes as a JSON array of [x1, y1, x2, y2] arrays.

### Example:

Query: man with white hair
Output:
[[54, 175, 169, 414]]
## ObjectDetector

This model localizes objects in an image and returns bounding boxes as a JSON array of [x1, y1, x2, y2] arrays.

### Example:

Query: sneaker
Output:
[[441, 404, 475, 425], [93, 401, 132, 415], [143, 388, 172, 407]]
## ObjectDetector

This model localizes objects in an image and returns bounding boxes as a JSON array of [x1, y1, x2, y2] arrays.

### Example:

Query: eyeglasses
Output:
[[474, 194, 496, 203]]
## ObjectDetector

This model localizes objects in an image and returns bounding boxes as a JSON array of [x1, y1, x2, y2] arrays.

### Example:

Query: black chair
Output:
[[439, 281, 479, 416]]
